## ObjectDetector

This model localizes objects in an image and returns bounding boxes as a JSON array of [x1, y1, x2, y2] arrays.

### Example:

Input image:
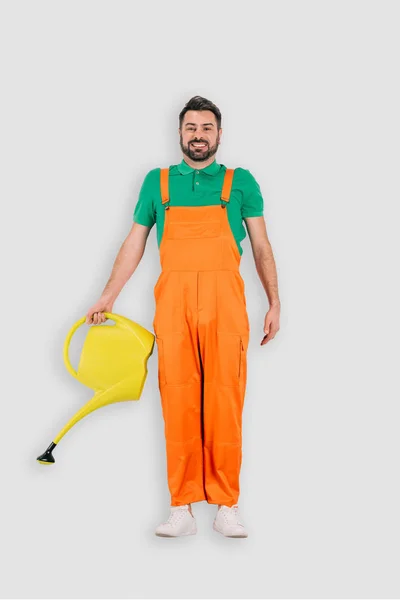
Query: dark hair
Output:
[[179, 96, 222, 129]]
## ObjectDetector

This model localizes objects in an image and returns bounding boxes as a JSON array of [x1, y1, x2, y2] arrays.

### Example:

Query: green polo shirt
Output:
[[132, 159, 264, 256]]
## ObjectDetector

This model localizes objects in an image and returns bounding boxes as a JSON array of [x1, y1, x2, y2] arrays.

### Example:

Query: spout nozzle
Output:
[[37, 442, 57, 465]]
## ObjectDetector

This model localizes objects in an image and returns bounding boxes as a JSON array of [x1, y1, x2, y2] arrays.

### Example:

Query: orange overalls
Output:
[[152, 167, 250, 507]]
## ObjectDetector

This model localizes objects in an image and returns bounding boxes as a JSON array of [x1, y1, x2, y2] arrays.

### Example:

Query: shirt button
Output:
[[196, 170, 199, 174], [196, 181, 199, 185]]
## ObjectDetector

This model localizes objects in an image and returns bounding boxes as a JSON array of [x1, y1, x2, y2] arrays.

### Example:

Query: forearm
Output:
[[100, 235, 145, 303], [253, 242, 280, 308]]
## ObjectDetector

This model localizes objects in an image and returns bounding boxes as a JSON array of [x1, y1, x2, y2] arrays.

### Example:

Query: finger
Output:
[[260, 332, 272, 345], [261, 329, 277, 345]]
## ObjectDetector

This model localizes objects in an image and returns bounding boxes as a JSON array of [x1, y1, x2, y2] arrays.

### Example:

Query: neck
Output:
[[182, 155, 216, 170]]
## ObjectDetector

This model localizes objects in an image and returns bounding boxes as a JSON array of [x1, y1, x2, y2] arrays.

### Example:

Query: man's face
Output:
[[179, 110, 221, 162]]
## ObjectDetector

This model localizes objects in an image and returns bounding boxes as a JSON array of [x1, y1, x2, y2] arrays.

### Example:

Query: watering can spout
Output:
[[37, 313, 155, 465], [37, 442, 56, 465]]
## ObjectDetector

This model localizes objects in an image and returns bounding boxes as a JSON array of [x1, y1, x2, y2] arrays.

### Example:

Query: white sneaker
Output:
[[155, 504, 197, 537], [213, 504, 248, 538]]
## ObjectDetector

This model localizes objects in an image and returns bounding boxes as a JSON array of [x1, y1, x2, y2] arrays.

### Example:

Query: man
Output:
[[86, 96, 280, 538]]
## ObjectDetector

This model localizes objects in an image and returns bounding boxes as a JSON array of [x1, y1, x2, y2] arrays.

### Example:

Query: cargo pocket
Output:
[[239, 336, 247, 384], [167, 220, 221, 239], [217, 332, 242, 387], [155, 333, 197, 386]]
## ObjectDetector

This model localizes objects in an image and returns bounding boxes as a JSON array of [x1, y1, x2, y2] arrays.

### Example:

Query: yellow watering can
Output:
[[37, 313, 155, 465]]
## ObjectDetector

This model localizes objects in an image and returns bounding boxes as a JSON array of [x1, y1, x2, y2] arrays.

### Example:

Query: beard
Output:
[[180, 134, 220, 162]]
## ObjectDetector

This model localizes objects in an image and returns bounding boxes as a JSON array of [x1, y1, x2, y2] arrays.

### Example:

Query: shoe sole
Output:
[[155, 530, 196, 537], [213, 522, 248, 538], [155, 525, 197, 537]]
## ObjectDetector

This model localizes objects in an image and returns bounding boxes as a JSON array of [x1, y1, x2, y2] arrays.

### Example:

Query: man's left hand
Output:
[[261, 305, 280, 346]]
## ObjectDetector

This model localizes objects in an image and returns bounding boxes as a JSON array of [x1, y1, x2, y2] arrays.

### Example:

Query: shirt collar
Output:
[[177, 158, 221, 176]]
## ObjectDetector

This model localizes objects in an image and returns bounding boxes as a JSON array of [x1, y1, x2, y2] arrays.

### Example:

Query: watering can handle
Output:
[[63, 312, 131, 379]]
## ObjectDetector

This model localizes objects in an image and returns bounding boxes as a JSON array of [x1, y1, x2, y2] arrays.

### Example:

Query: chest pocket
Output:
[[166, 220, 221, 239]]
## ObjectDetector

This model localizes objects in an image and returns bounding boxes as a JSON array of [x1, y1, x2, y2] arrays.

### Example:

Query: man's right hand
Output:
[[85, 298, 114, 325]]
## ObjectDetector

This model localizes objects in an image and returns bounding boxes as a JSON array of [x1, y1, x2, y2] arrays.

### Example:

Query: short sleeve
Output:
[[236, 168, 264, 219], [132, 169, 158, 228]]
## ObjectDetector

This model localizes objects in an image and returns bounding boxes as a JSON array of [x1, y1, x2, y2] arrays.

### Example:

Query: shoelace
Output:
[[219, 504, 244, 526], [165, 506, 189, 526]]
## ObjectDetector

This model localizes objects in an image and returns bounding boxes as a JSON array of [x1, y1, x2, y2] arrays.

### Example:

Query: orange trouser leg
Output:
[[155, 272, 206, 505], [200, 331, 249, 506], [198, 271, 249, 507]]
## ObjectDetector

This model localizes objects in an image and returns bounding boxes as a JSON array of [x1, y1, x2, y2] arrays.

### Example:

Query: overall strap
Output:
[[221, 168, 234, 206], [160, 168, 170, 208]]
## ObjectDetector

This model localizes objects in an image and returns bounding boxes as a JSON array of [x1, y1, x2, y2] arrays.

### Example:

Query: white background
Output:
[[1, 1, 399, 598]]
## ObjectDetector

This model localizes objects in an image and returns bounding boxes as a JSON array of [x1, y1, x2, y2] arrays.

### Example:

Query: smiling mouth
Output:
[[191, 142, 208, 148]]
